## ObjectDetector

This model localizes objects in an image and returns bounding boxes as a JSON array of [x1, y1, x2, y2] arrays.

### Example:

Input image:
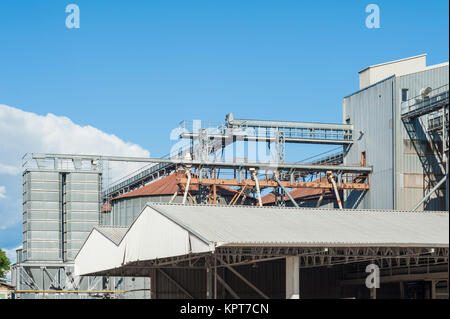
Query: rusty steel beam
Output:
[[176, 177, 369, 190]]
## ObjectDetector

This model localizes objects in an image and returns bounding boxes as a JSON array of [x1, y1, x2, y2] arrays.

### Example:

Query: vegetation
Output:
[[0, 249, 11, 280]]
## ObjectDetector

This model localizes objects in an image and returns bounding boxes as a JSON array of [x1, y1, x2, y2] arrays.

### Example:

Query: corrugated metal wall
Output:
[[394, 65, 449, 210], [342, 64, 448, 210], [64, 172, 102, 260], [343, 77, 395, 209]]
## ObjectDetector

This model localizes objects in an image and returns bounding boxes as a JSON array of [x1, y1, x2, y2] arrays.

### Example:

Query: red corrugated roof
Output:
[[261, 177, 336, 205], [112, 172, 238, 200]]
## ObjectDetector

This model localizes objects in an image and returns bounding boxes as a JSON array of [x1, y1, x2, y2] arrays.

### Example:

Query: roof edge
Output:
[[358, 54, 427, 73], [146, 203, 213, 246]]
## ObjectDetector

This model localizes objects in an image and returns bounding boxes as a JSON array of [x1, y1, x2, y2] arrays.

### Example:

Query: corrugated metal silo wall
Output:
[[64, 172, 102, 261], [394, 65, 449, 210], [343, 77, 395, 209], [109, 194, 245, 227], [23, 171, 62, 261]]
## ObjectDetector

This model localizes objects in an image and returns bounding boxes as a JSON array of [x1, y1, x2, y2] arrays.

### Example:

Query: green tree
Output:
[[0, 249, 11, 280]]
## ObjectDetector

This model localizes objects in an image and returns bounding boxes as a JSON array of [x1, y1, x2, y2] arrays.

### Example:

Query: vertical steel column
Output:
[[206, 257, 213, 299], [285, 256, 300, 299], [150, 269, 157, 299]]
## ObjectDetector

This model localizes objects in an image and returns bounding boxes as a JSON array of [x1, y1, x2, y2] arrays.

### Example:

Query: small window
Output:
[[402, 89, 409, 102]]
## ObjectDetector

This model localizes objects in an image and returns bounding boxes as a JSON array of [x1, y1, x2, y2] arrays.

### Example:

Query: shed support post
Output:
[[150, 269, 157, 299], [206, 257, 213, 299], [285, 256, 300, 299], [399, 281, 405, 299], [431, 280, 436, 299], [370, 287, 376, 299]]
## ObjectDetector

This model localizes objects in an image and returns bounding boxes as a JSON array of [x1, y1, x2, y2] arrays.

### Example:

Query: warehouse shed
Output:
[[75, 203, 449, 299]]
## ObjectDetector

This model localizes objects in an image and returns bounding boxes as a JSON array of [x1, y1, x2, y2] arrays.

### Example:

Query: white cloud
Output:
[[0, 186, 6, 199], [0, 104, 151, 232], [0, 163, 20, 175]]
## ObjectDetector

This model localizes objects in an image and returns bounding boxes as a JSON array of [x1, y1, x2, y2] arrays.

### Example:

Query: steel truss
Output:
[[84, 246, 448, 278], [401, 85, 449, 210]]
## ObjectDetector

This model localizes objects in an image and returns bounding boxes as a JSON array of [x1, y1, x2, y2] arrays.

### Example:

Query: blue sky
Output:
[[0, 0, 449, 258]]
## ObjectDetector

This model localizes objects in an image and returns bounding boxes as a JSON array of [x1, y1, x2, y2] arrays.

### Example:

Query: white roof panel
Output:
[[149, 203, 449, 248]]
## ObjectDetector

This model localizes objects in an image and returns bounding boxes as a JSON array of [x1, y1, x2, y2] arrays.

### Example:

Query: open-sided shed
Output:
[[75, 203, 449, 299]]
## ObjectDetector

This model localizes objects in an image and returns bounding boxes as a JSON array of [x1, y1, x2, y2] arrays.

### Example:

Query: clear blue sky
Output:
[[0, 1, 449, 253], [1, 0, 448, 156]]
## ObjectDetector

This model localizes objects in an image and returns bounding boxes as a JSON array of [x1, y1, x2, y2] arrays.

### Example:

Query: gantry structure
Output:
[[33, 113, 371, 209], [401, 84, 449, 210]]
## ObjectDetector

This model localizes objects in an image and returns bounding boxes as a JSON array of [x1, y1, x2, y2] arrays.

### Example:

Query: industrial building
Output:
[[11, 54, 449, 299]]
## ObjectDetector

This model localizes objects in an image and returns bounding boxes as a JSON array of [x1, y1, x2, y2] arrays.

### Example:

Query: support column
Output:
[[370, 287, 376, 299], [431, 280, 436, 299], [150, 269, 157, 299], [206, 257, 213, 299], [285, 256, 300, 299], [399, 281, 405, 299]]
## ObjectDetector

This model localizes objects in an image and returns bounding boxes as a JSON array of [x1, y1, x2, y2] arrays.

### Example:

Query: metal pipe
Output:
[[181, 132, 353, 145], [316, 190, 324, 208], [169, 190, 178, 204], [182, 169, 191, 205], [226, 113, 353, 131], [274, 174, 299, 208], [250, 169, 263, 207], [327, 171, 343, 210], [32, 153, 372, 173], [412, 174, 448, 211]]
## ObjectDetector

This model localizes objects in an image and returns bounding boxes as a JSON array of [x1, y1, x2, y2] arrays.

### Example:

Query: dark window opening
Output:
[[402, 89, 409, 102]]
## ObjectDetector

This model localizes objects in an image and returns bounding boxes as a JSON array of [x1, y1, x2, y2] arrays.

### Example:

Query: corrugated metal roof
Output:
[[149, 203, 449, 247], [112, 172, 238, 200], [75, 204, 448, 276], [95, 226, 128, 245]]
